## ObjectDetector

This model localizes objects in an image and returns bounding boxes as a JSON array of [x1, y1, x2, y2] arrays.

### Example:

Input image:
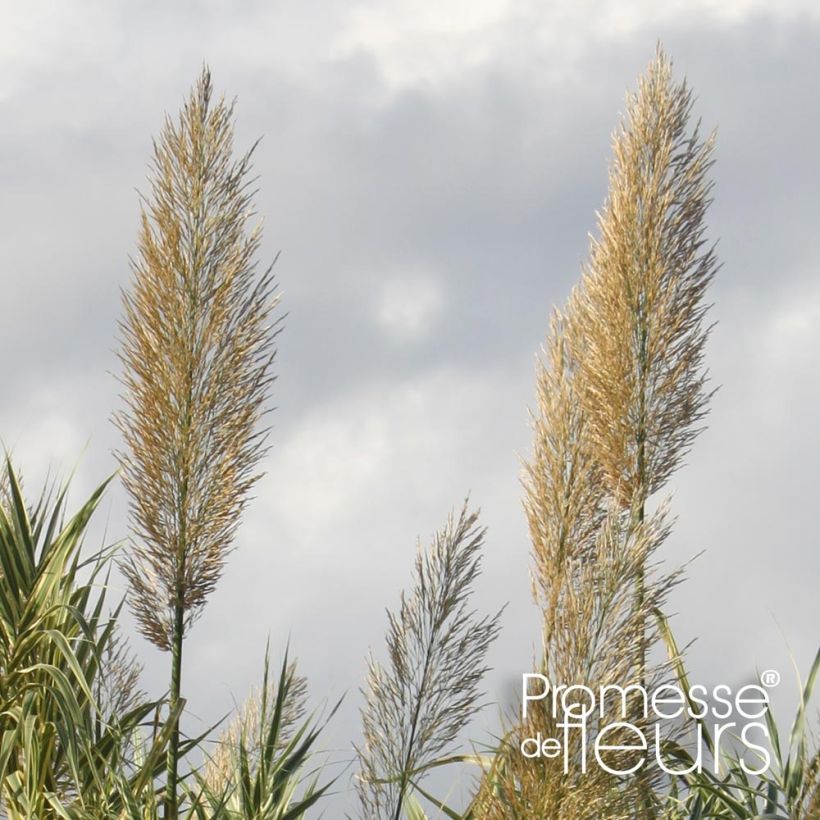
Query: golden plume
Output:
[[475, 48, 716, 817], [114, 67, 280, 817], [569, 47, 717, 509]]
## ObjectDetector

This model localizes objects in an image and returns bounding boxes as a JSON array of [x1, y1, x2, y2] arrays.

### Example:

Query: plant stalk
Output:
[[165, 595, 184, 820]]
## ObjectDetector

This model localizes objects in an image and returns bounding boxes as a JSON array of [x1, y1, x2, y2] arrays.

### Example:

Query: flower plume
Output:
[[115, 67, 280, 652], [356, 502, 502, 820]]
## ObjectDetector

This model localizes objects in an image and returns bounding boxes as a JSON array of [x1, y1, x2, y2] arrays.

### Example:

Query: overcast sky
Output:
[[2, 0, 818, 812]]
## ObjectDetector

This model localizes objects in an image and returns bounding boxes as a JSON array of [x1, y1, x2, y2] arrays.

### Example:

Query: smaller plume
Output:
[[356, 503, 503, 820]]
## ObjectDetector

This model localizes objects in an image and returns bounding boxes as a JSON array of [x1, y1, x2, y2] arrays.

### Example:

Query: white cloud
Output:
[[6, 410, 83, 480], [0, 1, 125, 101], [249, 365, 516, 549], [374, 272, 445, 341], [743, 273, 820, 425], [333, 0, 820, 88], [0, 369, 118, 508], [765, 279, 820, 364]]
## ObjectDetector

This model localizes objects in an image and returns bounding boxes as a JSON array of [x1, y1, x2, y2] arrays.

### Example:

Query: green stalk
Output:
[[166, 372, 192, 820], [635, 316, 655, 819], [636, 287, 650, 690], [164, 595, 184, 820], [392, 592, 442, 820], [165, 215, 198, 819]]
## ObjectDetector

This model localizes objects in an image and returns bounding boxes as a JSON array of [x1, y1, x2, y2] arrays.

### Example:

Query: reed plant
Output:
[[202, 653, 308, 798], [114, 66, 281, 819], [567, 45, 717, 686], [658, 621, 820, 819], [473, 47, 718, 818], [190, 650, 337, 819], [0, 459, 329, 820], [0, 461, 177, 817], [355, 504, 503, 820]]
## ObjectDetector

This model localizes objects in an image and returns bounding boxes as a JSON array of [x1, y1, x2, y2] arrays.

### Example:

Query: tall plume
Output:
[[475, 48, 715, 817], [473, 312, 680, 818], [114, 67, 280, 817], [569, 47, 717, 510], [568, 46, 718, 702]]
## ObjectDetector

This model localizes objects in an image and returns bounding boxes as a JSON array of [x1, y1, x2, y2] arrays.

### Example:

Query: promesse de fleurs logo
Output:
[[519, 671, 781, 776]]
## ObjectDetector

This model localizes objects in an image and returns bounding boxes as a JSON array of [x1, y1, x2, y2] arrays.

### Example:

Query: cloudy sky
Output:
[[2, 0, 818, 811]]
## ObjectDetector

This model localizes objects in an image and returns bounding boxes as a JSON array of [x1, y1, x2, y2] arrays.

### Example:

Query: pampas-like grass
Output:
[[475, 47, 717, 818], [567, 46, 718, 720], [472, 315, 681, 818], [192, 650, 336, 819], [95, 620, 146, 733], [356, 503, 502, 820], [203, 659, 308, 796], [114, 67, 280, 818], [569, 47, 717, 510]]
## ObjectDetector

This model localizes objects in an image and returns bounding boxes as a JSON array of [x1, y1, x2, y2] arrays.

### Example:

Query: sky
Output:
[[1, 0, 819, 812]]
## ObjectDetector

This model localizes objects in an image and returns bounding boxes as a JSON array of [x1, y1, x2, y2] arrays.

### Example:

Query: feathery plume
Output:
[[567, 48, 718, 716], [569, 47, 717, 509], [473, 312, 680, 817], [356, 503, 502, 820], [114, 66, 280, 817], [475, 50, 716, 814], [524, 310, 606, 624], [474, 513, 679, 818], [95, 619, 146, 725], [203, 660, 308, 796]]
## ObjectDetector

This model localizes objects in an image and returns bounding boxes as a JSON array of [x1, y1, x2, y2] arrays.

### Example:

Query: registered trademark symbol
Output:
[[761, 669, 781, 688]]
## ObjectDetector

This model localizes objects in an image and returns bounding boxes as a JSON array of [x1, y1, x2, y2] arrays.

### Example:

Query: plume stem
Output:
[[391, 584, 440, 820], [165, 596, 184, 819]]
